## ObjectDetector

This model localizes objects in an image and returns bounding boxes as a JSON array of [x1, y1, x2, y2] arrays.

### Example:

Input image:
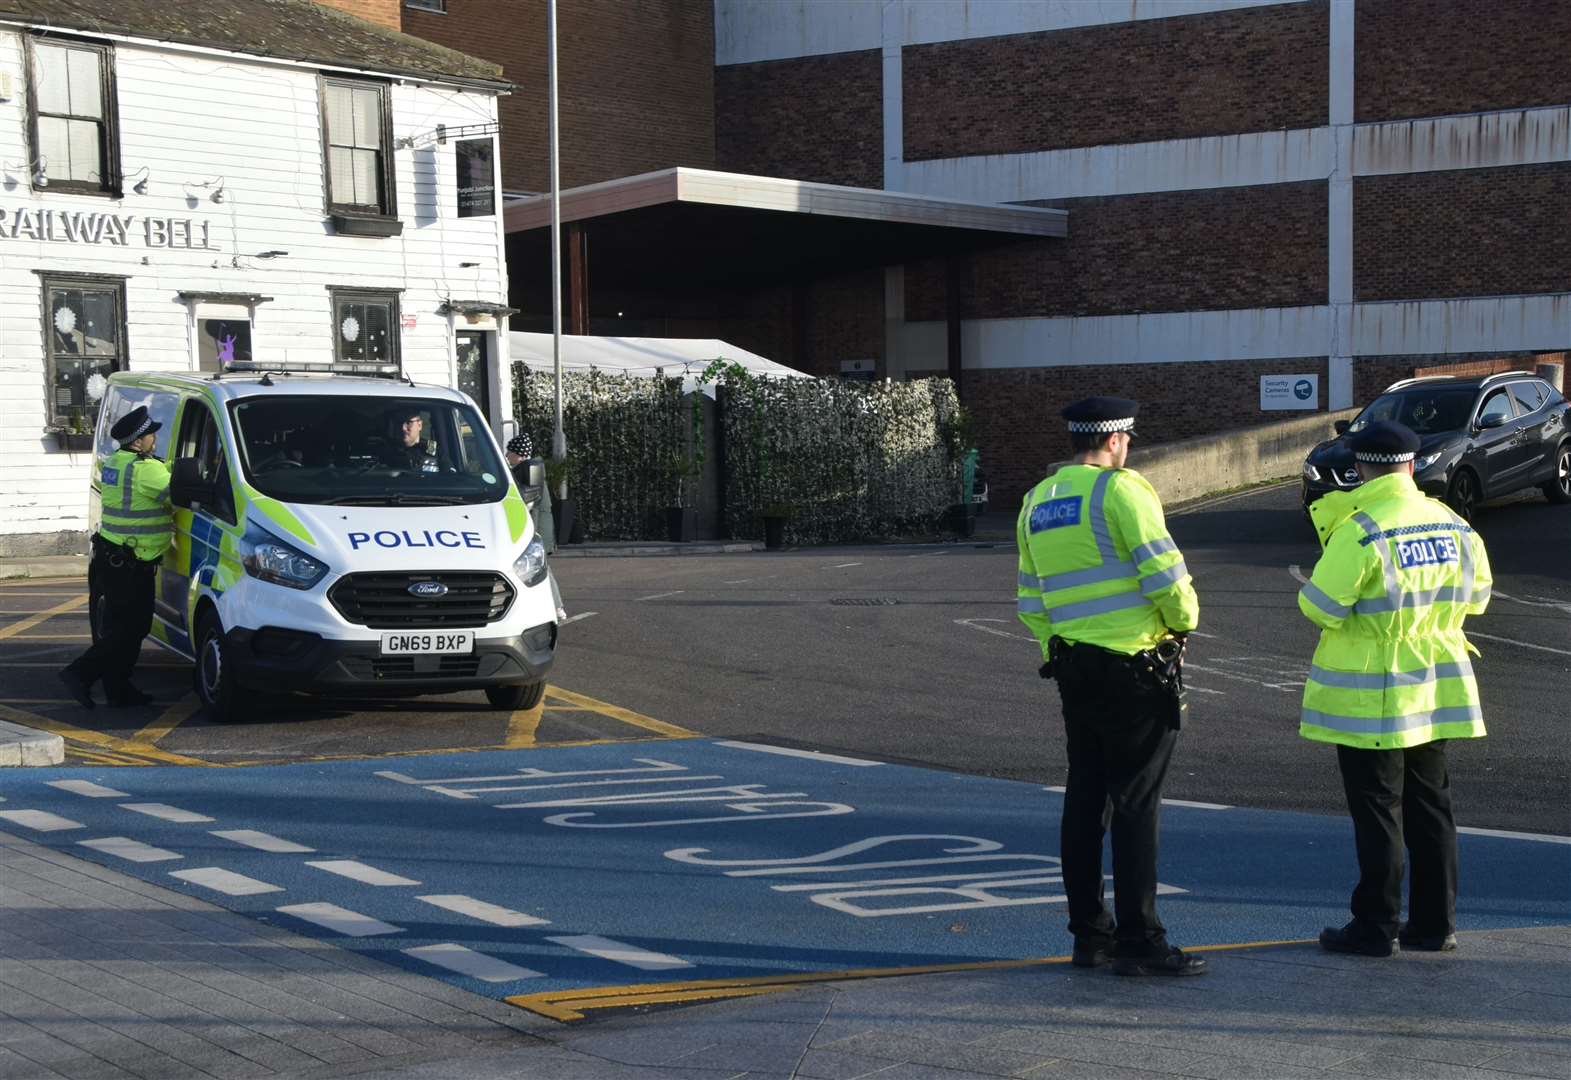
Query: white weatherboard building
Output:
[[0, 0, 515, 556]]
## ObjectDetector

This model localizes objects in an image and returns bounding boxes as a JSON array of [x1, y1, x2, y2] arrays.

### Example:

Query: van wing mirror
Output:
[[1333, 419, 1351, 436], [526, 457, 546, 490], [169, 457, 212, 508]]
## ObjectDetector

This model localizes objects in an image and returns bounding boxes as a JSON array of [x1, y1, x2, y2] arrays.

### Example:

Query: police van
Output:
[[89, 365, 556, 721]]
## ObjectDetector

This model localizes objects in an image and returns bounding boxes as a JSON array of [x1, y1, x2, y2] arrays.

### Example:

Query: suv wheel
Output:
[[1543, 443, 1571, 505], [1446, 469, 1479, 522]]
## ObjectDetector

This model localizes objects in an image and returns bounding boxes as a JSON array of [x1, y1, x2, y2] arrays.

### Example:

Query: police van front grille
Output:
[[328, 571, 514, 628]]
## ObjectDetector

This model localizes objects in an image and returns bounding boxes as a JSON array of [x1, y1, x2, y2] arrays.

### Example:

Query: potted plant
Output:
[[47, 409, 96, 453], [545, 457, 581, 545]]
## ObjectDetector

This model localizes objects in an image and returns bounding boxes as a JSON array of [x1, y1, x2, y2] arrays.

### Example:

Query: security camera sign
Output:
[[1260, 373, 1319, 411]]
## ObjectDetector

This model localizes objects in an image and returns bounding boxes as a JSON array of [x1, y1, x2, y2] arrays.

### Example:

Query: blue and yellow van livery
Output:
[[90, 370, 556, 721]]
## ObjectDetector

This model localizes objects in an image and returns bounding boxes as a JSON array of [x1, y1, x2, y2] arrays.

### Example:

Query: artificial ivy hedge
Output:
[[512, 362, 964, 544]]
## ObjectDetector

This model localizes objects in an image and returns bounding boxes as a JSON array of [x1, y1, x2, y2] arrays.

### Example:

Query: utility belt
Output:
[[1041, 634, 1189, 730], [92, 533, 159, 573]]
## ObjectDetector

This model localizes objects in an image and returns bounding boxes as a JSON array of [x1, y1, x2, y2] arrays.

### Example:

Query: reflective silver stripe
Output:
[[1308, 661, 1476, 691], [121, 458, 138, 512], [1139, 560, 1188, 596], [1300, 581, 1351, 619], [1131, 537, 1176, 565], [101, 522, 170, 536], [1019, 571, 1040, 589], [1354, 512, 1398, 599], [1047, 591, 1153, 623], [1301, 704, 1483, 736], [1089, 469, 1119, 563], [1354, 586, 1475, 614], [1018, 596, 1047, 615], [1470, 586, 1491, 605], [102, 506, 168, 519], [1039, 561, 1137, 592]]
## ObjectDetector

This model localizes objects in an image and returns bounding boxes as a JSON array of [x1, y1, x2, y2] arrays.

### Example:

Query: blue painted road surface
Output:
[[2, 739, 1566, 1010]]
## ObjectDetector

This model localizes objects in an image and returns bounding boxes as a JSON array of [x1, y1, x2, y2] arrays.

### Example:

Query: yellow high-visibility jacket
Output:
[[98, 449, 173, 561], [1017, 464, 1198, 656], [1299, 472, 1491, 750]]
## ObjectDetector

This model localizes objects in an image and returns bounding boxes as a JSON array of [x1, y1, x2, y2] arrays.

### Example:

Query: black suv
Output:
[[1302, 371, 1571, 520]]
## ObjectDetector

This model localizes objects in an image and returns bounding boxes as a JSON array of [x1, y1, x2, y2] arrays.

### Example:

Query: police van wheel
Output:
[[484, 682, 544, 710], [195, 614, 246, 722]]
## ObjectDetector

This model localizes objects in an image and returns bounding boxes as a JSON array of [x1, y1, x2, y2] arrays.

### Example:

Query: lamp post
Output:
[[548, 0, 566, 485]]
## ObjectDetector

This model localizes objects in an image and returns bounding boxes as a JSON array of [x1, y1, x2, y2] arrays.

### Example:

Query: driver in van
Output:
[[382, 408, 439, 473]]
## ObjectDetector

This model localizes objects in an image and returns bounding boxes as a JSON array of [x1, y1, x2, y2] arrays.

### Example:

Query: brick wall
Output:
[[903, 1, 1327, 161], [715, 50, 882, 188], [1351, 352, 1562, 405], [315, 0, 400, 32], [1356, 0, 1571, 122], [405, 0, 714, 193], [1354, 163, 1571, 302], [968, 358, 1330, 507], [806, 270, 884, 378], [904, 182, 1327, 321]]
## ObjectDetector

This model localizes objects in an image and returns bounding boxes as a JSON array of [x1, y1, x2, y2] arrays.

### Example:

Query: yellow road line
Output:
[[0, 703, 214, 767], [507, 938, 1321, 1022], [7, 634, 92, 641], [134, 693, 200, 747], [0, 595, 88, 642], [503, 701, 545, 749], [544, 685, 700, 739]]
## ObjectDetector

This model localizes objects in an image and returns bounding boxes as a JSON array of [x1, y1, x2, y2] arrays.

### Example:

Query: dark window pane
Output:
[[79, 289, 119, 356], [363, 302, 391, 363]]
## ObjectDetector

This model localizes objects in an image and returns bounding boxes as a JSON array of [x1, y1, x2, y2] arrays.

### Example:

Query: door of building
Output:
[[455, 331, 491, 422]]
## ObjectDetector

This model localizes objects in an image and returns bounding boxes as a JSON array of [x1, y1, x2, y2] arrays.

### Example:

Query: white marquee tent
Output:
[[507, 333, 813, 396]]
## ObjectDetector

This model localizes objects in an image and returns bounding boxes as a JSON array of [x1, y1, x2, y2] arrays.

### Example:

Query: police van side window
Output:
[[100, 390, 179, 458], [173, 401, 235, 523]]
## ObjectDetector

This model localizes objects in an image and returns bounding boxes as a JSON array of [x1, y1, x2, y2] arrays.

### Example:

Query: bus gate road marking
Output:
[[120, 803, 215, 823], [306, 860, 420, 886], [1, 740, 1564, 1021], [0, 810, 83, 832], [78, 837, 182, 863], [48, 780, 129, 798]]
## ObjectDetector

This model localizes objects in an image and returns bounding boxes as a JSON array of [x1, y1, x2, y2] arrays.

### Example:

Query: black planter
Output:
[[762, 515, 786, 550], [52, 432, 95, 453], [949, 503, 977, 537], [665, 507, 693, 543], [554, 496, 580, 545]]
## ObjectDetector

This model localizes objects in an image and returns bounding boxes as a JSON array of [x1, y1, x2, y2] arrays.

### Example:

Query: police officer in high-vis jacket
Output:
[[59, 405, 173, 709], [1017, 397, 1206, 977], [1300, 420, 1491, 958]]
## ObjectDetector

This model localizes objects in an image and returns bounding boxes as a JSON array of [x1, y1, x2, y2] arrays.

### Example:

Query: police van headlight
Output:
[[241, 530, 328, 590], [512, 536, 548, 588]]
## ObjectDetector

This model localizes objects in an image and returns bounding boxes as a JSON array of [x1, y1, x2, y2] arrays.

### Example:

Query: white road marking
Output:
[[907, 551, 949, 557], [1468, 631, 1571, 658], [547, 934, 693, 971], [417, 894, 551, 927], [277, 903, 403, 936], [119, 803, 214, 824], [78, 837, 182, 862], [48, 780, 128, 798], [0, 810, 83, 832], [404, 943, 545, 982], [722, 578, 752, 584], [170, 867, 284, 895], [830, 562, 863, 569], [210, 829, 315, 853], [636, 590, 684, 602], [1458, 826, 1571, 845], [715, 740, 883, 767], [559, 611, 597, 625], [1289, 564, 1309, 586], [1493, 590, 1571, 616], [1189, 630, 1219, 639], [1042, 787, 1230, 810], [305, 860, 419, 886]]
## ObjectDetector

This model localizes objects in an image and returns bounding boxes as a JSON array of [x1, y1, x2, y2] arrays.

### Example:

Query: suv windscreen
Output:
[[230, 395, 507, 506], [1349, 387, 1479, 436]]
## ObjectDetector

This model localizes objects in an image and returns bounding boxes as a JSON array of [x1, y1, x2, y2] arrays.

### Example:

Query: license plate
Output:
[[379, 631, 474, 655]]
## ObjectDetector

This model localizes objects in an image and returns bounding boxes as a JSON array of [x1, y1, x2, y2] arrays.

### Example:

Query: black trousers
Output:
[[65, 540, 156, 697], [1335, 741, 1458, 939], [1054, 642, 1178, 953]]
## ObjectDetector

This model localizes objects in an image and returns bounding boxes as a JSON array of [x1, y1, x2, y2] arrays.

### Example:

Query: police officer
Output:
[[383, 408, 439, 472], [59, 406, 173, 709], [1299, 420, 1492, 957], [1017, 397, 1206, 976]]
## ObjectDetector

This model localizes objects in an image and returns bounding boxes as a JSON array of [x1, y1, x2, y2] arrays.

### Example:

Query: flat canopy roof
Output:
[[503, 168, 1067, 291]]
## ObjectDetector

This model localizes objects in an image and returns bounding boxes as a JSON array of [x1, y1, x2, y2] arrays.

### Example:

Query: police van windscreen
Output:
[[229, 396, 509, 506], [1348, 387, 1477, 436]]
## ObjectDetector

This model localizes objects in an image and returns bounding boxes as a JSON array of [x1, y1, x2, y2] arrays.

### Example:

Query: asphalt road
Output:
[[3, 482, 1566, 833]]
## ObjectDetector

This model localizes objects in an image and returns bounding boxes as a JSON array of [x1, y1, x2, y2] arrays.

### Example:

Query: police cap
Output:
[[1350, 419, 1420, 463], [110, 405, 161, 445], [1062, 396, 1138, 436]]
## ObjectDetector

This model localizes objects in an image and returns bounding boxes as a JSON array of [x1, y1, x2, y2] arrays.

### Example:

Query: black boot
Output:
[[58, 668, 95, 710], [1113, 945, 1207, 976], [1320, 921, 1397, 957], [1398, 923, 1458, 952], [105, 685, 156, 707]]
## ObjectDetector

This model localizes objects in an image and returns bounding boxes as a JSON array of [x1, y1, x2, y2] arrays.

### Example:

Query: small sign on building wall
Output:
[[840, 358, 876, 381], [1260, 373, 1319, 411]]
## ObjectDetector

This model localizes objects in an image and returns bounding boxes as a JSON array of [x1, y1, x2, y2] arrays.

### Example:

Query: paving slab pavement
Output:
[[2, 830, 1566, 1080]]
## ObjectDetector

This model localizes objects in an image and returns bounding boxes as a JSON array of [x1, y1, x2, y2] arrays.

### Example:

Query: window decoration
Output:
[[41, 273, 127, 437]]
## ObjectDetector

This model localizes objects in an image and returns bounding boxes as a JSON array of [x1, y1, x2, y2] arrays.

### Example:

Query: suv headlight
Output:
[[512, 536, 548, 587], [1414, 450, 1445, 472], [1302, 461, 1321, 481], [240, 529, 328, 590]]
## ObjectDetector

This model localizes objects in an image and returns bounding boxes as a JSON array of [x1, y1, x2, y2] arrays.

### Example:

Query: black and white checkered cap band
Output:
[[1354, 450, 1415, 463], [1066, 417, 1136, 434], [122, 416, 155, 443]]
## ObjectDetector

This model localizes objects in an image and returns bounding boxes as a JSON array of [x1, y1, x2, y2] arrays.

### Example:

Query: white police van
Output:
[[90, 365, 555, 721]]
